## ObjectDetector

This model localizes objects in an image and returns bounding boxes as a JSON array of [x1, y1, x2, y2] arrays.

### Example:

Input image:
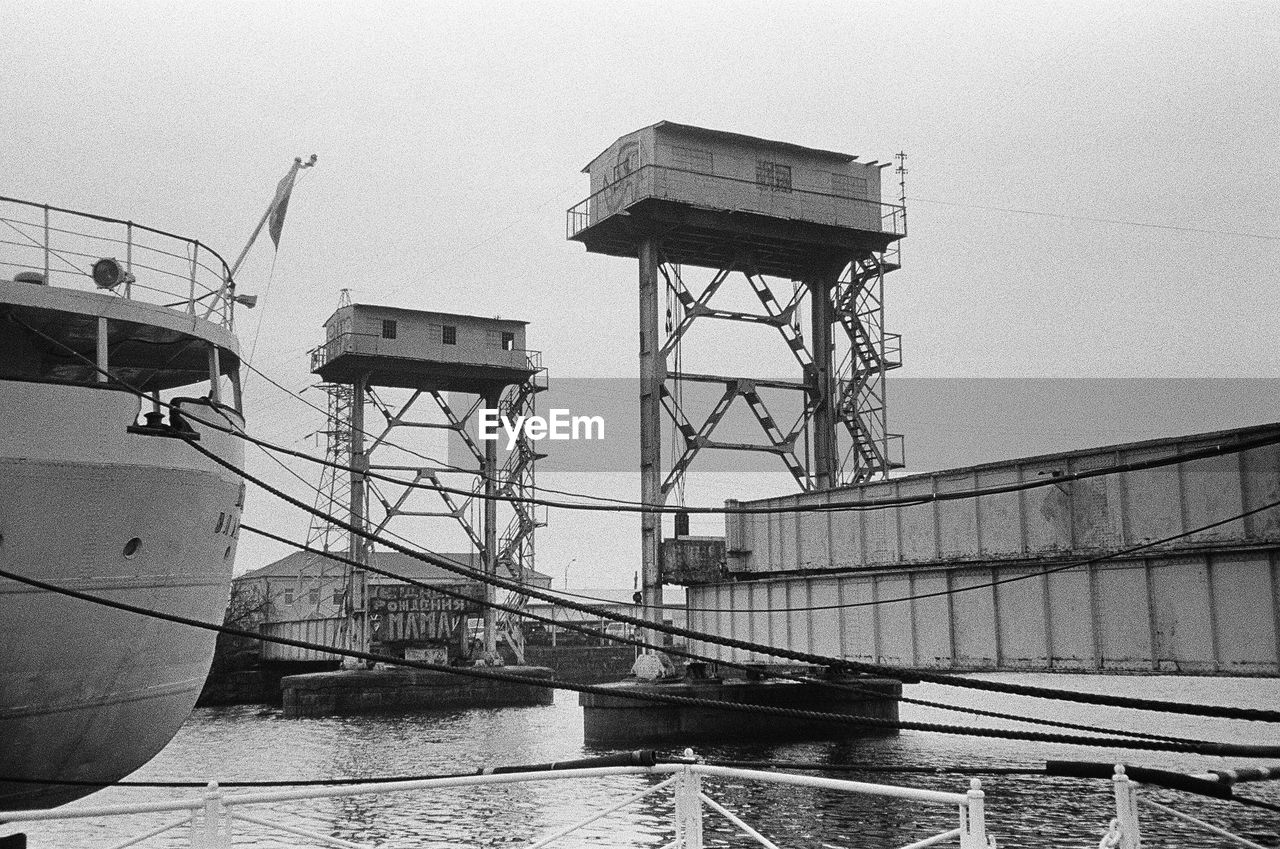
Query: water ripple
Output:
[[5, 675, 1278, 848]]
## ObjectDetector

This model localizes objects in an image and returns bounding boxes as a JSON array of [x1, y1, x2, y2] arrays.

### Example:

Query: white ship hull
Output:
[[0, 381, 245, 810]]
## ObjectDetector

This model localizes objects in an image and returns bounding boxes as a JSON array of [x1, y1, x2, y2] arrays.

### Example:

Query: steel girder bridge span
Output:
[[675, 422, 1280, 676]]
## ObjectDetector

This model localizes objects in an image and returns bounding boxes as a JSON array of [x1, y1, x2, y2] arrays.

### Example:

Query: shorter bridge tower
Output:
[[309, 298, 545, 663]]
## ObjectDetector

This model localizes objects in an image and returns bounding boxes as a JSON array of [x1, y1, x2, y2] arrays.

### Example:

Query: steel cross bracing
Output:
[[654, 245, 902, 500], [658, 255, 812, 495], [322, 375, 546, 663]]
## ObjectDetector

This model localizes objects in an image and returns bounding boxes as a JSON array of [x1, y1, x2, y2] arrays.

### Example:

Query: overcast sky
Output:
[[4, 1, 1277, 595]]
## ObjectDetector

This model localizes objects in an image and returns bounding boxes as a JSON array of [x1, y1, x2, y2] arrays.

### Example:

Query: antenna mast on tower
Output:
[[894, 151, 908, 204]]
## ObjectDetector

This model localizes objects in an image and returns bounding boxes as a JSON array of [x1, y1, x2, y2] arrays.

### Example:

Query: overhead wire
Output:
[[195, 363, 1280, 517], [238, 352, 1280, 525], [239, 357, 659, 509], [911, 197, 1280, 243], [202, 401, 1280, 616], [204, 373, 1248, 628], [240, 251, 278, 389]]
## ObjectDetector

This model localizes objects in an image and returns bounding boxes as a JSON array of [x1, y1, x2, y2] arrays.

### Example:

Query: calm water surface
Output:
[[7, 675, 1280, 848]]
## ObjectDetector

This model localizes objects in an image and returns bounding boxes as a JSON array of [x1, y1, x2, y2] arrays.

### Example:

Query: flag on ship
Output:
[[228, 154, 316, 277], [268, 170, 296, 248]]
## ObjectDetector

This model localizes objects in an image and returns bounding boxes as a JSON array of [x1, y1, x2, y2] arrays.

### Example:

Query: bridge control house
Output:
[[311, 304, 536, 393], [574, 120, 893, 250]]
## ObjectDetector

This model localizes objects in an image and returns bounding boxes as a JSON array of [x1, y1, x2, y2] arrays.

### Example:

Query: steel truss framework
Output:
[[300, 290, 358, 632], [310, 373, 546, 663], [300, 381, 356, 627], [655, 242, 902, 501]]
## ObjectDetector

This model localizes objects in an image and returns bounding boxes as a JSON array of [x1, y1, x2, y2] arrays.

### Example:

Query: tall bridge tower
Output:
[[309, 300, 545, 663], [567, 121, 906, 627]]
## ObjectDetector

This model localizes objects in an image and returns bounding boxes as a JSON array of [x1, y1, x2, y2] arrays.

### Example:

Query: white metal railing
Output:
[[309, 332, 542, 375], [566, 165, 908, 240], [0, 195, 238, 327], [1098, 765, 1269, 849], [0, 751, 997, 849]]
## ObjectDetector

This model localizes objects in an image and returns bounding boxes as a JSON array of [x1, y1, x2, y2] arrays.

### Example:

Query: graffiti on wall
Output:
[[599, 140, 641, 218], [369, 583, 483, 644]]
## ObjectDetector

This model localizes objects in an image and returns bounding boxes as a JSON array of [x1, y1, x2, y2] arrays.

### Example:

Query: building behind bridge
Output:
[[231, 551, 553, 664], [201, 555, 682, 702]]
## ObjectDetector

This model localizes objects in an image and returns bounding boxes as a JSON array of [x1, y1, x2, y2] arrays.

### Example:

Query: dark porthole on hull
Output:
[[123, 537, 142, 558]]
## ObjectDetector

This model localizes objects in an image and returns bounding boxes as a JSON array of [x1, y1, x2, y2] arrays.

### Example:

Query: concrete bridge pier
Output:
[[580, 670, 901, 746]]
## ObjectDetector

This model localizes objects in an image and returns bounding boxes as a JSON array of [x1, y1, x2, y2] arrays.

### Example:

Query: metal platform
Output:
[[568, 172, 903, 279], [311, 333, 538, 394]]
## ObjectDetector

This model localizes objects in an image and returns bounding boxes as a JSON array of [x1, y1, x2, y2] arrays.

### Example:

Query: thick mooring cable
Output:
[[244, 525, 1198, 746], [3, 561, 1280, 758], [193, 434, 1280, 723]]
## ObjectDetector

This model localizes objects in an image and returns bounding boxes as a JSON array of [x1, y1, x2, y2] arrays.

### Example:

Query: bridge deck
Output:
[[687, 422, 1280, 675]]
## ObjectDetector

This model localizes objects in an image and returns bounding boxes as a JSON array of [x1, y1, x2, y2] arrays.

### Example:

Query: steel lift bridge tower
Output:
[[567, 122, 907, 630], [309, 295, 546, 663]]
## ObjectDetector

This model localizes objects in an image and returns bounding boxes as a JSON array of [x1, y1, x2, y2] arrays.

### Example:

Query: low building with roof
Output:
[[231, 551, 552, 663]]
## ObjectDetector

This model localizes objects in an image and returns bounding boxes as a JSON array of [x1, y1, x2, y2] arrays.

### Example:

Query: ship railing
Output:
[[567, 165, 909, 241], [0, 750, 996, 849], [309, 331, 543, 376], [0, 195, 239, 328], [1098, 765, 1268, 849]]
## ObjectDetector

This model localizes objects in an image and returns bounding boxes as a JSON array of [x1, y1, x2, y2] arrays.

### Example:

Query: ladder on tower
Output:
[[833, 252, 904, 482], [491, 371, 547, 663]]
